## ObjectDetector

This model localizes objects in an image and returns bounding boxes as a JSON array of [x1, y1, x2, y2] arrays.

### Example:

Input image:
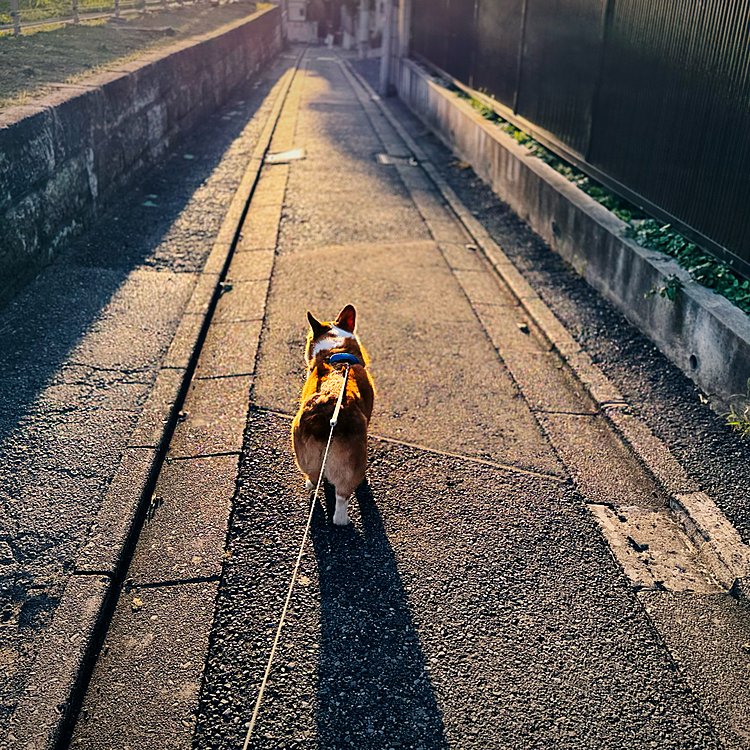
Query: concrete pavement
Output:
[[5, 44, 750, 750], [66, 47, 750, 750]]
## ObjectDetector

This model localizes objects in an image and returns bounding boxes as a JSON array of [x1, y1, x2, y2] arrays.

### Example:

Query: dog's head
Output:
[[305, 304, 367, 367]]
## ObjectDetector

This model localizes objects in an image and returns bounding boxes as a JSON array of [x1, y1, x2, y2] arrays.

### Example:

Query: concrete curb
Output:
[[341, 56, 750, 594], [392, 58, 750, 409], [5, 52, 302, 750]]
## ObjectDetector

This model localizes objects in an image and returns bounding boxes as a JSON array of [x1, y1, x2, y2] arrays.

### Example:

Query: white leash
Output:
[[241, 361, 353, 749]]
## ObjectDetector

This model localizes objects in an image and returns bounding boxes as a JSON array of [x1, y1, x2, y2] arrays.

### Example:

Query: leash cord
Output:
[[242, 364, 351, 749]]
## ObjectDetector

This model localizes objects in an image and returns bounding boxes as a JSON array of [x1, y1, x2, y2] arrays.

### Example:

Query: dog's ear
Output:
[[334, 304, 356, 333], [307, 311, 329, 339]]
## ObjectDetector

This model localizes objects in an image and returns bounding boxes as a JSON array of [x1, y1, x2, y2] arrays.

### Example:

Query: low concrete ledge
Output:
[[0, 4, 282, 309], [395, 57, 750, 404]]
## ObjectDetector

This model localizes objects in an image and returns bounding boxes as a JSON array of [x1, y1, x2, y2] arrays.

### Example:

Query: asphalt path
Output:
[[189, 52, 722, 749]]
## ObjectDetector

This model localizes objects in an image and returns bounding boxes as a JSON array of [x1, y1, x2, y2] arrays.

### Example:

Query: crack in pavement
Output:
[[250, 406, 569, 483]]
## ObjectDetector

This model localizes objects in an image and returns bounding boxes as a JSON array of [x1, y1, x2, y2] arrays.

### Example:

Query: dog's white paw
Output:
[[305, 478, 314, 491], [332, 510, 350, 526], [333, 495, 350, 526]]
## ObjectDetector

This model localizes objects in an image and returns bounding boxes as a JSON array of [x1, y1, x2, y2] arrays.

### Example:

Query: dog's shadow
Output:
[[310, 480, 448, 749]]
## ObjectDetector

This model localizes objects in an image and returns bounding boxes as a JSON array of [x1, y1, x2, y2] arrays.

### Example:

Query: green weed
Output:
[[625, 221, 750, 314], [726, 379, 750, 439], [647, 274, 684, 301], [452, 89, 750, 315]]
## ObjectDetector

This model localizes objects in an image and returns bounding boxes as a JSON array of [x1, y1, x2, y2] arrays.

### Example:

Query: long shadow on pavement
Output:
[[0, 56, 294, 731], [311, 481, 448, 750]]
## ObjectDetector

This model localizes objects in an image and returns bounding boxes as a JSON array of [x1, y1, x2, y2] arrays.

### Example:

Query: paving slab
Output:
[[451, 267, 517, 307], [253, 239, 565, 478], [251, 165, 290, 206], [69, 580, 218, 750], [127, 454, 238, 585], [470, 301, 549, 353], [239, 203, 283, 249], [437, 241, 488, 273], [537, 411, 665, 507], [169, 373, 252, 459], [500, 350, 598, 414], [194, 320, 263, 379], [225, 248, 275, 282], [212, 279, 268, 323]]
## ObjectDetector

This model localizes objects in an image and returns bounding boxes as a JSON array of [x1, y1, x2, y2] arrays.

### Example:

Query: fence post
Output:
[[379, 0, 394, 95], [114, 0, 120, 17], [357, 0, 369, 59], [10, 0, 20, 35], [469, 0, 479, 89], [73, 0, 79, 24], [397, 0, 411, 58], [512, 0, 529, 114]]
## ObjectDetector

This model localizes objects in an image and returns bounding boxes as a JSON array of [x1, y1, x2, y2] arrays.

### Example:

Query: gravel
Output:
[[192, 409, 720, 749]]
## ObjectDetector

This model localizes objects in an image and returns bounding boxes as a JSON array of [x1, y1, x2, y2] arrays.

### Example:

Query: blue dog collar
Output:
[[328, 352, 361, 366]]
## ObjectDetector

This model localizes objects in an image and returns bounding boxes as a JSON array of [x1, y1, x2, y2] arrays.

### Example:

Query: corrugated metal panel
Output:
[[409, 0, 750, 274], [445, 0, 478, 85], [589, 0, 750, 263], [473, 0, 525, 108], [412, 0, 449, 71], [515, 0, 605, 156]]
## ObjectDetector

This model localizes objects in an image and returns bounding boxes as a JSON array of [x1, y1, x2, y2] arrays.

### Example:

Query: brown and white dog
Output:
[[291, 304, 375, 525]]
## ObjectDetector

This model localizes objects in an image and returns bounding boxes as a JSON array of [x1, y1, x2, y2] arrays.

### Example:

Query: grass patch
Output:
[[726, 379, 750, 439], [727, 404, 750, 438], [0, 0, 120, 25], [454, 88, 750, 315], [0, 0, 257, 108]]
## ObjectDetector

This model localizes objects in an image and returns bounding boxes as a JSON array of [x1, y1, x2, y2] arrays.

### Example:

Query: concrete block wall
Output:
[[0, 5, 281, 307], [395, 57, 750, 404]]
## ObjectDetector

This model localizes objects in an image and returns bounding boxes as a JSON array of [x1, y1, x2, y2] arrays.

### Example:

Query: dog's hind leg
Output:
[[333, 494, 349, 526], [326, 437, 367, 526], [293, 436, 325, 493]]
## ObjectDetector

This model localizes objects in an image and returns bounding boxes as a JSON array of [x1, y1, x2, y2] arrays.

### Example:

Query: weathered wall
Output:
[[395, 57, 750, 404], [0, 5, 281, 307]]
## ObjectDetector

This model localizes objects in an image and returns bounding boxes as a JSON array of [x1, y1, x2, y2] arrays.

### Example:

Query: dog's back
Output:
[[291, 304, 374, 525]]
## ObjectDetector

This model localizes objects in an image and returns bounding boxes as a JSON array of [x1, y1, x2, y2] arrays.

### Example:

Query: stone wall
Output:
[[0, 5, 281, 307]]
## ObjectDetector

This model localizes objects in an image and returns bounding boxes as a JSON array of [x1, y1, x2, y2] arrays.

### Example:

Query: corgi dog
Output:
[[291, 304, 375, 526]]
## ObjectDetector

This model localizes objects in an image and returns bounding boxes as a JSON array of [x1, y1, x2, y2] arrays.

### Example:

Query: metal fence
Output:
[[411, 0, 750, 278]]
